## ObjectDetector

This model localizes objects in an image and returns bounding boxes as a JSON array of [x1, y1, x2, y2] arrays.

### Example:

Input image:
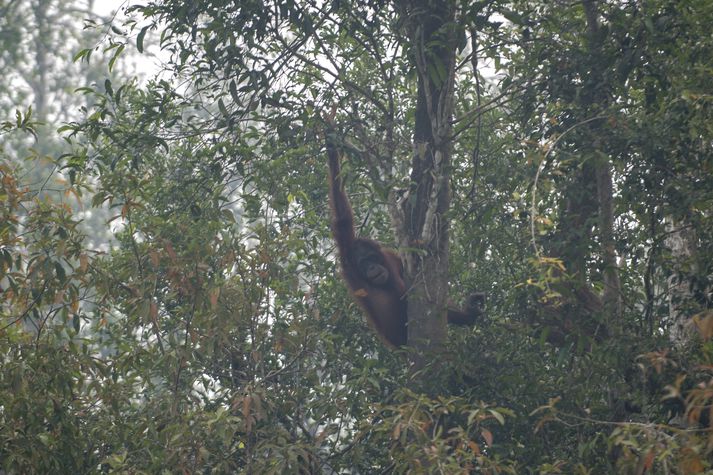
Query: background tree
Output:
[[0, 0, 136, 248]]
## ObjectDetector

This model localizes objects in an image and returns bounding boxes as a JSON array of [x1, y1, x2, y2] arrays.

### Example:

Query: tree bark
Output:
[[583, 0, 622, 326], [395, 0, 458, 373], [665, 220, 698, 345], [595, 156, 622, 321]]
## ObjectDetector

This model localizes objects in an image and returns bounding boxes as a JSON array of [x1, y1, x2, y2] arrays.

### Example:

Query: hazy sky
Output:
[[93, 0, 127, 17], [89, 0, 166, 80]]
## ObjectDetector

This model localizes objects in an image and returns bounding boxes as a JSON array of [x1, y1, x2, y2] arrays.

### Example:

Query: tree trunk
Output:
[[395, 0, 458, 374], [665, 220, 698, 345], [32, 0, 52, 123], [595, 156, 622, 321], [540, 0, 622, 344], [583, 0, 622, 326]]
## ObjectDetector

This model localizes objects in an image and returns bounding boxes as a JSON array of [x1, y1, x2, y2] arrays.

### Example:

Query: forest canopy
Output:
[[1, 0, 713, 472]]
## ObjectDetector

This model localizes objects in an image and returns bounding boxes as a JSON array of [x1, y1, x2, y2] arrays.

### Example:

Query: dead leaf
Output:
[[481, 428, 493, 446]]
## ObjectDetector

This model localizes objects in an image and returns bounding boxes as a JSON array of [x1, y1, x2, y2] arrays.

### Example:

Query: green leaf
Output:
[[218, 98, 229, 118], [489, 409, 506, 425], [73, 48, 92, 63], [137, 25, 150, 53], [501, 9, 525, 26], [108, 43, 125, 72], [221, 209, 236, 223], [229, 80, 239, 102], [55, 262, 66, 282]]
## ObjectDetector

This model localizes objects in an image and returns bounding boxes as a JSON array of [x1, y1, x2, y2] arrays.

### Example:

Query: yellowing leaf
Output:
[[164, 241, 177, 261], [79, 254, 89, 272], [691, 311, 713, 340], [209, 288, 220, 309], [149, 250, 160, 267], [150, 301, 159, 330], [642, 450, 655, 470], [679, 448, 704, 473], [481, 428, 493, 446]]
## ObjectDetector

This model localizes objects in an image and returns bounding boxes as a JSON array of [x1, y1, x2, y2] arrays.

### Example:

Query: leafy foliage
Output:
[[2, 0, 713, 472]]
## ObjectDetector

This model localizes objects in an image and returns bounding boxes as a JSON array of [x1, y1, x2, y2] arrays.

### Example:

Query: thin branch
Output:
[[530, 115, 607, 257], [274, 33, 388, 115], [468, 28, 482, 200]]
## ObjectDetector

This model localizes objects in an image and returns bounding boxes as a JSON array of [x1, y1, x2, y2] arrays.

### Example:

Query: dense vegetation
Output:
[[2, 0, 712, 472]]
